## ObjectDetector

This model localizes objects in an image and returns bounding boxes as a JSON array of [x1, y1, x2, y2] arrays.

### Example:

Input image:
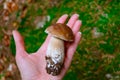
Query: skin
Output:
[[13, 14, 82, 80]]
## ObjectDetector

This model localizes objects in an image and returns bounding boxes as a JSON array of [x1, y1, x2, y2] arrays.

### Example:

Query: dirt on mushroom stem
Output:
[[45, 37, 64, 76], [45, 23, 74, 76]]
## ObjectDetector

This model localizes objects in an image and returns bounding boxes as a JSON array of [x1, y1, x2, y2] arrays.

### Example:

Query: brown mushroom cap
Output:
[[45, 23, 74, 42]]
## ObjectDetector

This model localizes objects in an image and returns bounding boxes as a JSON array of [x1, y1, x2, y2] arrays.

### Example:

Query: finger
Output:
[[56, 14, 68, 23], [12, 30, 27, 56], [65, 20, 82, 49], [72, 20, 82, 34], [38, 14, 68, 52], [67, 14, 79, 28], [64, 32, 82, 70]]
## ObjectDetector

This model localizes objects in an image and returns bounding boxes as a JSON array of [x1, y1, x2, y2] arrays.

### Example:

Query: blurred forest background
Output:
[[0, 0, 120, 80]]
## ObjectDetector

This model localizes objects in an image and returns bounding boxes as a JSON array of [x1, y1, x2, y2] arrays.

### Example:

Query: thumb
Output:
[[12, 30, 27, 57]]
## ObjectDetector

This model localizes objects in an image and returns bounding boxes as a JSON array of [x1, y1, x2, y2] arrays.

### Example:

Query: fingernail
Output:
[[74, 14, 79, 17], [77, 20, 82, 23], [63, 14, 68, 17], [79, 20, 82, 23], [12, 30, 16, 34], [78, 32, 82, 35]]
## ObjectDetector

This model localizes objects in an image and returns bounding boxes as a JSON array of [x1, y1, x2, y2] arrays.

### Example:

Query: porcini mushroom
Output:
[[45, 23, 74, 76]]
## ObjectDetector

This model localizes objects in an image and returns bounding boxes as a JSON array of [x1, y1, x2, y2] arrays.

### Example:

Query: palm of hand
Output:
[[13, 14, 82, 80]]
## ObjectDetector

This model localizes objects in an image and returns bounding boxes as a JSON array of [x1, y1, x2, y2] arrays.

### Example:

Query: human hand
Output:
[[13, 14, 82, 80]]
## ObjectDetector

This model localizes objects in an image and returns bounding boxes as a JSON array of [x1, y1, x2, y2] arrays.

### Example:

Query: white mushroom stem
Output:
[[46, 36, 64, 75]]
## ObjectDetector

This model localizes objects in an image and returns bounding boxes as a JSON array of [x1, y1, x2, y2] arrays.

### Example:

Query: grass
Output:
[[10, 0, 120, 80]]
